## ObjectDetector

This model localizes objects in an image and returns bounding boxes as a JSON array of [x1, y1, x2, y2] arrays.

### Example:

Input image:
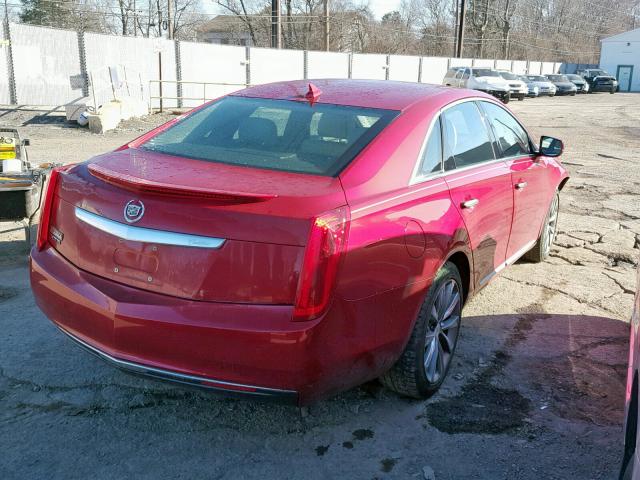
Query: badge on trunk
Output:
[[124, 200, 145, 223]]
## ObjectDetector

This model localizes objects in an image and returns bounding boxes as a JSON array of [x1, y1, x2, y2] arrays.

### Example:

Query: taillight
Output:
[[36, 166, 69, 250], [293, 206, 350, 321]]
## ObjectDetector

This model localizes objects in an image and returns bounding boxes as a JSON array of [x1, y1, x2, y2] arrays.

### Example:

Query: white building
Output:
[[600, 28, 640, 92]]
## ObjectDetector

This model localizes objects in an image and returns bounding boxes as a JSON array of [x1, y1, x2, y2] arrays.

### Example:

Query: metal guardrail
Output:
[[149, 80, 250, 112]]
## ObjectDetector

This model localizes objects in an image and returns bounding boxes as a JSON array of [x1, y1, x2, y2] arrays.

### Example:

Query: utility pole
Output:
[[323, 0, 329, 51], [456, 0, 466, 58], [167, 0, 174, 39], [271, 0, 281, 49], [133, 0, 137, 37], [452, 0, 459, 57]]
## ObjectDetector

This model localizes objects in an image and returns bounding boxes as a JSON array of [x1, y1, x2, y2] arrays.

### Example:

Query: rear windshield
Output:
[[547, 75, 568, 81], [140, 96, 399, 176]]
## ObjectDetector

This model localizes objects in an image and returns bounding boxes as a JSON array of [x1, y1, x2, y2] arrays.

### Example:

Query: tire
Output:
[[518, 95, 525, 101], [524, 191, 559, 263], [570, 92, 576, 96], [380, 262, 463, 399]]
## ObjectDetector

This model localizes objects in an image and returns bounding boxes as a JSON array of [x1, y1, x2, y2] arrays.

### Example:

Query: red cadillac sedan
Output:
[[30, 80, 568, 405]]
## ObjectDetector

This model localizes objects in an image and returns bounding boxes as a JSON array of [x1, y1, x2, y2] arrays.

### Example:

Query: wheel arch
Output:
[[558, 176, 570, 191], [445, 249, 472, 305]]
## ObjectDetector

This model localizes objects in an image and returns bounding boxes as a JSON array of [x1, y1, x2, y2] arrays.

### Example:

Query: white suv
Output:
[[496, 70, 528, 101], [442, 67, 512, 103]]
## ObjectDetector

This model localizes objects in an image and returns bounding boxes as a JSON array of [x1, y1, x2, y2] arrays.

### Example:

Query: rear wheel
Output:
[[524, 191, 559, 263], [380, 262, 463, 399]]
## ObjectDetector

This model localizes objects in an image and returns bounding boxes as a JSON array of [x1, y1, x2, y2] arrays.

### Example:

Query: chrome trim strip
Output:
[[479, 239, 537, 286], [57, 326, 297, 401], [75, 207, 225, 249]]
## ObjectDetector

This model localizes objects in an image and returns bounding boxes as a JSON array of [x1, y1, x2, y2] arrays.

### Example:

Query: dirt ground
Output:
[[0, 93, 638, 480]]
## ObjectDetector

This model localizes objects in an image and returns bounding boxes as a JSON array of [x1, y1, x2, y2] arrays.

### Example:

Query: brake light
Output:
[[293, 206, 350, 321], [36, 166, 69, 250]]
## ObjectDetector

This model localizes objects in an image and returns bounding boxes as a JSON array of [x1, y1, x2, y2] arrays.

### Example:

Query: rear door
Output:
[[479, 100, 549, 260], [442, 100, 514, 288]]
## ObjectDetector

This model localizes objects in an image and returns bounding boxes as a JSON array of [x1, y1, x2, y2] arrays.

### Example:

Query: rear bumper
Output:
[[57, 324, 297, 403], [30, 246, 364, 405]]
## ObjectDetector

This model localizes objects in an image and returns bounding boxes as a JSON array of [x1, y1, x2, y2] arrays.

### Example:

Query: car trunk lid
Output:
[[50, 149, 347, 304]]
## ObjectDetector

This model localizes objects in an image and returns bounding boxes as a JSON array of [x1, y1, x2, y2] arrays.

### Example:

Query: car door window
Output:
[[480, 101, 531, 158], [462, 69, 470, 80], [441, 102, 495, 169], [416, 117, 443, 177], [454, 69, 463, 80]]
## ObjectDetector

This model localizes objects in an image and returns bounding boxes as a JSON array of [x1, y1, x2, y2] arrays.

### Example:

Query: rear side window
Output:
[[416, 118, 443, 177], [441, 102, 495, 169], [141, 96, 398, 176], [480, 102, 531, 158]]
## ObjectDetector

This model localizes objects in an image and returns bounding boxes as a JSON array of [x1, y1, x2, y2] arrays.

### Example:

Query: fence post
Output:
[[244, 46, 251, 87], [417, 57, 423, 83], [526, 60, 531, 74], [76, 29, 89, 98], [348, 53, 353, 79], [303, 50, 308, 80], [385, 54, 390, 80], [3, 20, 17, 104], [175, 40, 182, 108]]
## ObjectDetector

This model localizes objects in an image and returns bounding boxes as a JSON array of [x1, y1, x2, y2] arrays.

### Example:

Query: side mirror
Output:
[[538, 136, 563, 157]]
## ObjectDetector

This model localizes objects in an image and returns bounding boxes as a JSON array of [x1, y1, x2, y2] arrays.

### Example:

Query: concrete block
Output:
[[65, 99, 90, 122]]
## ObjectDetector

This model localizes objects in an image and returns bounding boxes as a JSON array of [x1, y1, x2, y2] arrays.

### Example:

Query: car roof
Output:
[[231, 79, 452, 111]]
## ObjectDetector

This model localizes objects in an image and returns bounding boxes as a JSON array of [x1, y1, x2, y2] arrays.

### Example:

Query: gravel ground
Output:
[[0, 94, 638, 480]]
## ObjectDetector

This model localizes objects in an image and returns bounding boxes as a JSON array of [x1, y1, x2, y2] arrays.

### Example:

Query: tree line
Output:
[[14, 0, 640, 62]]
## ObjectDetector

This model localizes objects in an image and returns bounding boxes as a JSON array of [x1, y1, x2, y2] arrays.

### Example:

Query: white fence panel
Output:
[[553, 62, 562, 74], [528, 61, 542, 75], [512, 61, 528, 75], [250, 48, 304, 84], [541, 62, 556, 75], [495, 60, 512, 71], [388, 55, 420, 82], [449, 57, 472, 67], [351, 53, 387, 80], [11, 24, 82, 105], [421, 57, 449, 84], [473, 58, 495, 68], [85, 33, 176, 109], [180, 42, 246, 107], [0, 23, 10, 104], [307, 51, 349, 78]]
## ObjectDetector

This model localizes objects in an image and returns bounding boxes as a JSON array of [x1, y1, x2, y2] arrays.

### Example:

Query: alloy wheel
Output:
[[543, 194, 559, 256], [424, 279, 461, 384]]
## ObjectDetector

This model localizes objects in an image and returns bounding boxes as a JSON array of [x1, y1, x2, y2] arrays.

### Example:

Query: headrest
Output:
[[238, 117, 278, 148], [317, 113, 350, 140]]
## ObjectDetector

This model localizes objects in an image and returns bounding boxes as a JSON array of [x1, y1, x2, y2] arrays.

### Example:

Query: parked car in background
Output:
[[442, 67, 512, 103], [566, 74, 589, 93], [546, 74, 578, 95], [579, 69, 618, 93], [518, 75, 539, 97], [620, 264, 640, 479], [526, 75, 557, 97], [30, 79, 569, 405], [497, 70, 528, 101]]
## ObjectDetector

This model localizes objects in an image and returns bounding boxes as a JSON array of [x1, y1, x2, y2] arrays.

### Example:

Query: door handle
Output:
[[461, 199, 479, 209], [515, 181, 528, 190]]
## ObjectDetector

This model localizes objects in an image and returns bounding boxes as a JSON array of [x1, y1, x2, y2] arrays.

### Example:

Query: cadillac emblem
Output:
[[124, 199, 145, 223]]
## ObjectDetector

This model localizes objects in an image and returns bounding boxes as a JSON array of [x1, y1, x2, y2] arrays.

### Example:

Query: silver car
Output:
[[526, 75, 557, 97]]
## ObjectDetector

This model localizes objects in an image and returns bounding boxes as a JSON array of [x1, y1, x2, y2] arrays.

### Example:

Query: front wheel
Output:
[[502, 93, 511, 104], [524, 191, 559, 263], [518, 95, 525, 101], [380, 262, 463, 399]]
